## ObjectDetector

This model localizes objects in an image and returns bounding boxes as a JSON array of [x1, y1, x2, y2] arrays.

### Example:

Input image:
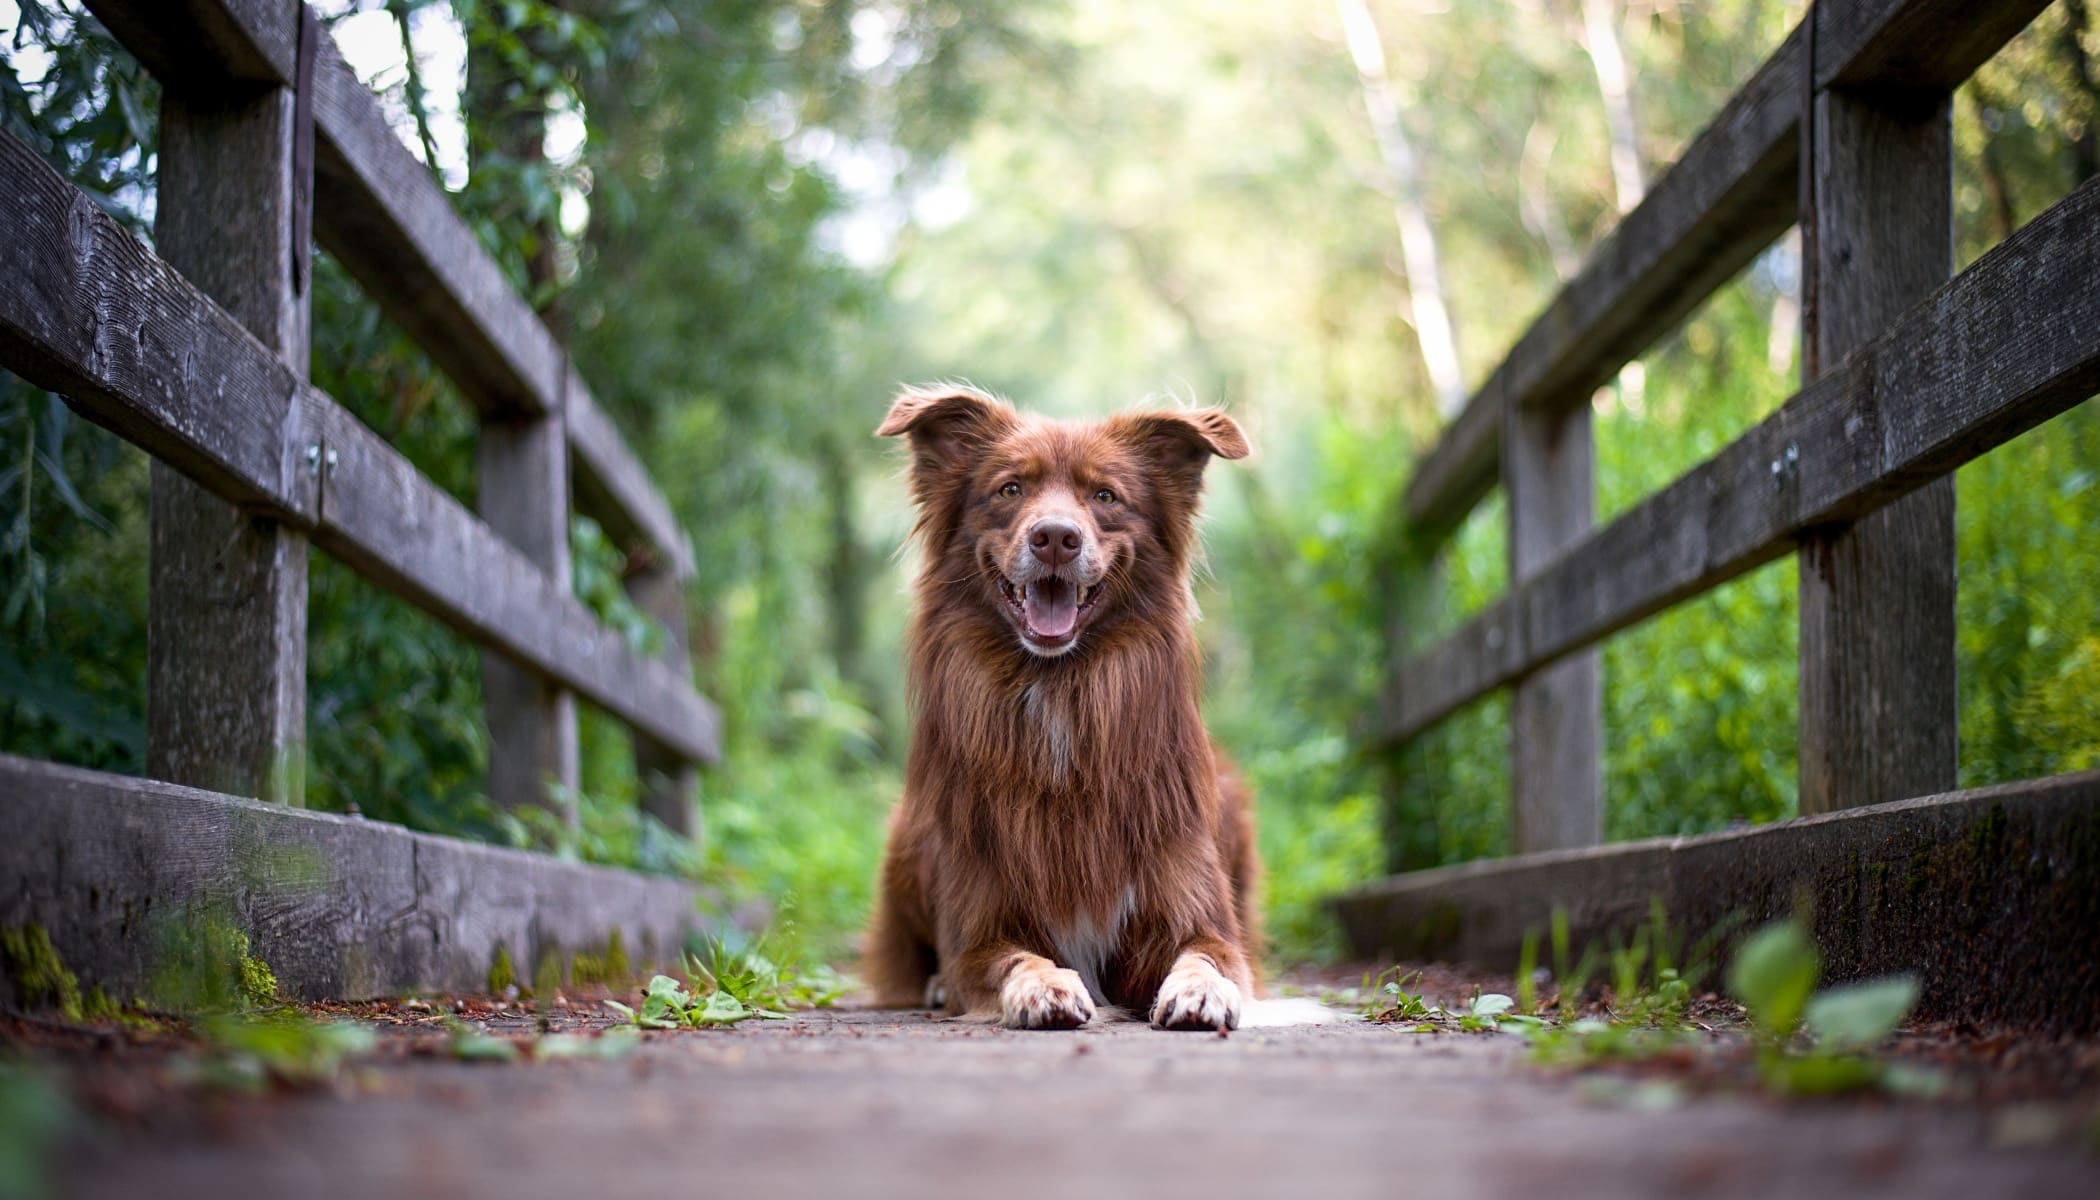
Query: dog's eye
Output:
[[1093, 488, 1117, 505], [998, 482, 1022, 499]]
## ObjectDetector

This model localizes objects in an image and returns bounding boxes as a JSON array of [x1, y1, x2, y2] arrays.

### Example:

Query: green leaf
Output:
[[693, 991, 751, 1024], [1471, 993, 1514, 1017], [451, 1032, 520, 1062], [645, 974, 688, 1004], [1761, 1053, 1881, 1097], [1728, 921, 1820, 1041], [536, 1030, 640, 1060], [1804, 976, 1918, 1050]]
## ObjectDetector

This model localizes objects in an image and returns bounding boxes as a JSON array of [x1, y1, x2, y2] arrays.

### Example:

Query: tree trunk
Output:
[[1576, 0, 1645, 214], [1333, 0, 1467, 419], [2062, 0, 2100, 182], [1519, 120, 1580, 281]]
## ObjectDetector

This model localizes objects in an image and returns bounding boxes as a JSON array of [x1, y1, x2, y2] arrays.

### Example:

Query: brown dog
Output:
[[862, 384, 1261, 1030]]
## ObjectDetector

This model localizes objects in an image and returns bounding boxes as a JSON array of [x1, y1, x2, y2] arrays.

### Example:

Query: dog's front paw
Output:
[[1000, 965, 1095, 1029], [1151, 954, 1243, 1031]]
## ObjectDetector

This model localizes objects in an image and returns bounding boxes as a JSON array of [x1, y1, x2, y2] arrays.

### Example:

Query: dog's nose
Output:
[[1029, 519, 1082, 568]]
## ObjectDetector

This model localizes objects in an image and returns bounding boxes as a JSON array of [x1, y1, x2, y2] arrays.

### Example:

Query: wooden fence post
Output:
[[626, 564, 699, 841], [479, 397, 581, 822], [1504, 399, 1602, 852], [147, 13, 315, 804], [1796, 3, 1956, 814]]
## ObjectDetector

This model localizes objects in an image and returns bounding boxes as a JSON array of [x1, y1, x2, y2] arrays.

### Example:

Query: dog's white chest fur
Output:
[[1023, 683, 1073, 780], [1051, 885, 1136, 1004]]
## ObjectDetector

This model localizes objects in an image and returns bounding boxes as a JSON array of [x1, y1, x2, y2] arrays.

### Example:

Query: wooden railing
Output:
[[0, 0, 719, 833], [1376, 0, 2096, 852]]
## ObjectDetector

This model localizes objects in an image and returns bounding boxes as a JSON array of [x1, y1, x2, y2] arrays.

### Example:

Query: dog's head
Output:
[[879, 384, 1249, 658]]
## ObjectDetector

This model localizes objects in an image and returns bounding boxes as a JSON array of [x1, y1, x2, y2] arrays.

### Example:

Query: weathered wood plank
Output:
[[1817, 0, 2052, 91], [1380, 173, 2100, 744], [309, 396, 722, 762], [85, 0, 697, 578], [1405, 23, 1804, 533], [1795, 53, 1956, 815], [0, 754, 701, 1001], [1403, 0, 2049, 536], [1331, 769, 2100, 1033], [80, 0, 295, 92], [0, 128, 720, 763], [1504, 401, 1600, 852], [479, 401, 582, 816], [627, 564, 700, 839], [306, 33, 564, 422], [146, 63, 314, 806], [568, 375, 696, 580], [0, 128, 316, 522]]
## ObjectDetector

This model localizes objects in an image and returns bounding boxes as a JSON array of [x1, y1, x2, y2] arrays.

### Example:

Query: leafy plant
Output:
[[192, 1014, 377, 1090], [1727, 917, 1923, 1096], [603, 929, 848, 1030]]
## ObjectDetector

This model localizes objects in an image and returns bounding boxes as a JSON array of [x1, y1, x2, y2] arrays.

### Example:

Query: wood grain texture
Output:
[[0, 128, 316, 522], [1504, 401, 1600, 852], [1332, 768, 2100, 1033], [567, 373, 695, 579], [1817, 0, 2052, 91], [1796, 72, 1956, 814], [627, 564, 700, 839], [0, 129, 720, 762], [1405, 23, 1804, 533], [1380, 173, 2100, 744], [0, 754, 701, 1001], [84, 0, 695, 575], [306, 33, 564, 422], [79, 0, 296, 93], [479, 405, 581, 816], [147, 78, 312, 806], [309, 396, 722, 762], [1403, 0, 2047, 537]]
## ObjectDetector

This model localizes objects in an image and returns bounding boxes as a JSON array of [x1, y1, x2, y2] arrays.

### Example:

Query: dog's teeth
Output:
[[1077, 585, 1089, 604]]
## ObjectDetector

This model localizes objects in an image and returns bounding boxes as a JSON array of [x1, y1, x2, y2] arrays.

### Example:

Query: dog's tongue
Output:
[[1024, 578, 1079, 639]]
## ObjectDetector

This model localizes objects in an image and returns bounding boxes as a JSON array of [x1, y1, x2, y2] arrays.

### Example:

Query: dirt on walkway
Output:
[[35, 1001, 2100, 1200]]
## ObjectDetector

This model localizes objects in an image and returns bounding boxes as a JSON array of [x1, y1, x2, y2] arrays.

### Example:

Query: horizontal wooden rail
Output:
[[1332, 769, 2100, 1032], [85, 0, 695, 580], [0, 753, 702, 999], [1402, 0, 2048, 535], [0, 129, 721, 762], [1378, 172, 2100, 743]]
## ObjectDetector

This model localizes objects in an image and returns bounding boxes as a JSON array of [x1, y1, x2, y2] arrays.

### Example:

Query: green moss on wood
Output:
[[487, 944, 517, 995], [2, 925, 84, 1020], [533, 950, 565, 998], [571, 929, 632, 987], [239, 946, 281, 1008]]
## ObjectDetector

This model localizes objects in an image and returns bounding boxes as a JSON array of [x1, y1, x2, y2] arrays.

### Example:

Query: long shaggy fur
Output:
[[862, 384, 1263, 1029]]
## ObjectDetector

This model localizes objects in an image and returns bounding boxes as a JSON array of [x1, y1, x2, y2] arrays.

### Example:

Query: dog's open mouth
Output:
[[996, 574, 1102, 649]]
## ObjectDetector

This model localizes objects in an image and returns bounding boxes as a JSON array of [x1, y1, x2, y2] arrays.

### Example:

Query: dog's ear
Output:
[[877, 385, 1015, 478], [1116, 409, 1251, 479]]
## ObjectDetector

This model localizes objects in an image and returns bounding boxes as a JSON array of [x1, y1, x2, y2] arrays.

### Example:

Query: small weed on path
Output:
[[604, 932, 849, 1030], [1349, 910, 1951, 1103]]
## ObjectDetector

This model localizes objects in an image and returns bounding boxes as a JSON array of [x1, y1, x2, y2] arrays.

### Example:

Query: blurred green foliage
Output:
[[1, 0, 2095, 972]]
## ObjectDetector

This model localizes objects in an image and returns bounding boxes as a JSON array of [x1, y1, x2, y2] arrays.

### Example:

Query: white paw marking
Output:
[[1151, 954, 1243, 1031], [924, 975, 948, 1010], [1000, 966, 1096, 1029]]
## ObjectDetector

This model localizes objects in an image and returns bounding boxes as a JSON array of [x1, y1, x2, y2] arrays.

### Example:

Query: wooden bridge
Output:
[[2, 0, 2099, 1194], [1336, 0, 2100, 1033], [2, 0, 718, 996]]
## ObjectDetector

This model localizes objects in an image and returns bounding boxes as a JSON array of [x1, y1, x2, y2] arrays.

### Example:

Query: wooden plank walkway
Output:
[[50, 1009, 2100, 1199]]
